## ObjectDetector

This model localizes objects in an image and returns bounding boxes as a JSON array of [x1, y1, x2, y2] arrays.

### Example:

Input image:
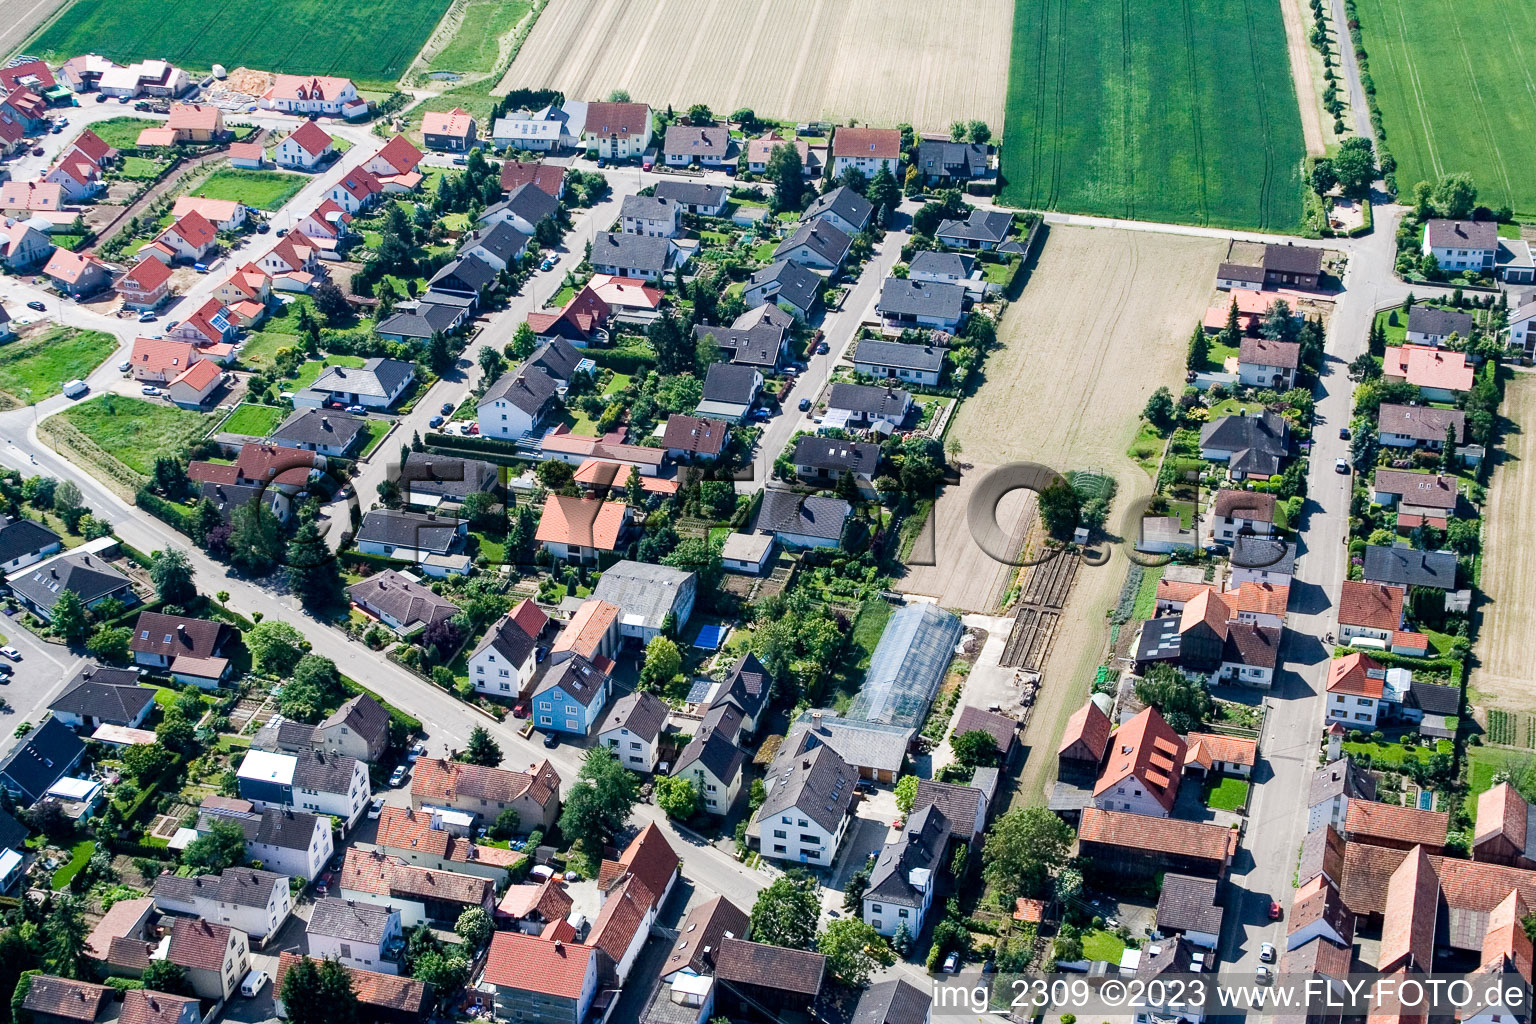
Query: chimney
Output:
[[553, 940, 564, 953], [177, 623, 187, 636]]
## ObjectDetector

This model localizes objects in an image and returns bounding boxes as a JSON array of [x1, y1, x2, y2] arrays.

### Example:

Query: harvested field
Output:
[[1473, 373, 1536, 711], [496, 0, 1012, 132]]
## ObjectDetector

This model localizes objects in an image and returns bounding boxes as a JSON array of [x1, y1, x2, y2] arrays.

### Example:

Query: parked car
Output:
[[798, 397, 811, 412], [239, 970, 269, 998], [256, 222, 269, 234], [942, 952, 960, 974], [137, 311, 156, 323], [816, 340, 829, 354], [543, 732, 560, 748], [29, 146, 43, 156], [26, 301, 45, 312], [388, 765, 407, 787], [367, 795, 386, 819], [596, 158, 606, 169], [441, 402, 454, 415], [346, 404, 366, 414], [1334, 458, 1348, 474], [407, 741, 427, 762], [117, 96, 130, 103], [141, 385, 161, 396], [1338, 426, 1350, 440], [452, 155, 466, 165], [275, 228, 287, 237], [95, 94, 108, 104], [117, 360, 132, 372], [1268, 900, 1283, 920], [429, 415, 444, 428], [512, 702, 531, 719], [540, 257, 557, 272], [1256, 965, 1272, 983]]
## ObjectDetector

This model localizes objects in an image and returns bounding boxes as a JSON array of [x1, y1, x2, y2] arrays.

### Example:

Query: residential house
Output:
[[261, 75, 366, 118], [694, 320, 787, 372], [299, 356, 414, 409], [0, 181, 62, 216], [1406, 306, 1474, 346], [94, 58, 188, 97], [365, 135, 425, 193], [326, 167, 384, 215], [590, 231, 678, 282], [1507, 299, 1536, 358], [346, 569, 461, 635], [1209, 489, 1277, 544], [825, 382, 912, 431], [460, 219, 529, 271], [270, 408, 367, 456], [1237, 336, 1301, 389], [713, 938, 826, 1023], [830, 126, 901, 177], [784, 712, 915, 790], [492, 103, 580, 152], [1344, 800, 1448, 852], [478, 365, 560, 439], [0, 60, 55, 94], [19, 976, 113, 1024], [696, 362, 763, 422], [852, 338, 946, 387], [1326, 652, 1386, 728], [585, 274, 663, 321], [1308, 757, 1376, 831], [653, 180, 728, 215], [1093, 706, 1185, 817], [534, 494, 629, 562], [214, 262, 274, 324], [166, 104, 224, 143], [164, 358, 221, 409], [48, 665, 153, 730], [1378, 403, 1466, 453], [152, 866, 292, 942], [742, 259, 821, 321], [1423, 219, 1497, 273], [409, 757, 562, 831], [911, 775, 994, 849], [10, 550, 134, 623], [0, 717, 86, 802], [42, 249, 111, 298], [598, 692, 668, 773], [673, 707, 747, 815], [481, 930, 598, 1024], [1132, 588, 1283, 689], [1, 87, 47, 132], [753, 488, 850, 549], [227, 142, 266, 169], [498, 160, 565, 198], [748, 729, 857, 865], [114, 256, 174, 310], [338, 848, 494, 926], [1371, 469, 1459, 519], [582, 101, 653, 160], [952, 706, 1018, 763], [236, 746, 371, 828], [935, 209, 1013, 251], [288, 202, 352, 260], [306, 898, 403, 974], [1058, 698, 1114, 784], [792, 435, 882, 492], [467, 603, 543, 699], [187, 443, 324, 494], [259, 232, 322, 291], [129, 611, 234, 689], [401, 451, 498, 510], [274, 954, 431, 1024], [774, 218, 851, 273], [1362, 544, 1460, 593], [1157, 873, 1226, 949], [586, 873, 655, 985], [862, 804, 949, 938], [118, 988, 200, 1024], [375, 301, 468, 345], [1, 217, 53, 270], [0, 516, 61, 573], [198, 802, 334, 881], [908, 251, 977, 291], [876, 277, 965, 332], [1200, 411, 1290, 480], [590, 560, 697, 643], [746, 132, 814, 175], [1383, 344, 1475, 400], [146, 211, 218, 265], [662, 414, 728, 461], [525, 283, 611, 345], [915, 140, 989, 184], [422, 107, 476, 151], [374, 806, 522, 879], [1183, 731, 1257, 780], [620, 193, 682, 237], [481, 183, 560, 236], [534, 653, 611, 735], [314, 694, 391, 764], [166, 918, 250, 1001], [275, 121, 335, 170], [850, 980, 931, 1024], [663, 125, 731, 167], [1338, 578, 1407, 645], [1075, 807, 1235, 879]]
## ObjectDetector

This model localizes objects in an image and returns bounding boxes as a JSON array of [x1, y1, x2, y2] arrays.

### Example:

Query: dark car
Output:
[[543, 732, 560, 748], [1338, 426, 1350, 440], [441, 402, 454, 415], [798, 397, 811, 412], [95, 94, 108, 103], [26, 301, 45, 312], [429, 415, 444, 428], [256, 222, 270, 234], [512, 702, 530, 719]]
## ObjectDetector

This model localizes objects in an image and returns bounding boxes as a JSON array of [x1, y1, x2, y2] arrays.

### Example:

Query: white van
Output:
[[239, 969, 268, 997], [62, 380, 88, 399]]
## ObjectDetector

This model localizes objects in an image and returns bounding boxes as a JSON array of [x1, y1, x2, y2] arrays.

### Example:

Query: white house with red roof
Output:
[[365, 136, 424, 192], [326, 167, 383, 214], [293, 200, 353, 260], [1325, 651, 1386, 728], [166, 358, 223, 409], [1383, 344, 1476, 401], [128, 337, 203, 383], [114, 256, 174, 310], [213, 263, 273, 325], [227, 142, 266, 169], [45, 151, 103, 201], [0, 181, 64, 216], [172, 196, 246, 232], [168, 298, 238, 353], [146, 210, 219, 265], [0, 110, 26, 154], [1, 87, 47, 133], [274, 121, 334, 171], [1, 217, 53, 270], [259, 234, 322, 292], [43, 249, 111, 298], [422, 108, 477, 152], [0, 60, 54, 95], [261, 75, 366, 118], [60, 130, 116, 170]]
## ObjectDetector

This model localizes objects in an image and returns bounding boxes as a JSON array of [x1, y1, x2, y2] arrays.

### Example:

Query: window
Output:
[[566, 718, 577, 730], [706, 784, 717, 793], [871, 904, 883, 913], [340, 943, 352, 958], [800, 834, 819, 844], [630, 741, 641, 750], [1357, 698, 1371, 706], [608, 738, 619, 748], [773, 829, 786, 839], [773, 844, 786, 853], [899, 908, 910, 918], [872, 920, 882, 930], [798, 819, 809, 828]]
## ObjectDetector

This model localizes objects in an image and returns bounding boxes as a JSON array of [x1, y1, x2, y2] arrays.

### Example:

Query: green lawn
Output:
[[999, 0, 1306, 231], [88, 117, 160, 150], [1130, 564, 1164, 620], [51, 840, 96, 890], [1204, 774, 1250, 810], [57, 396, 211, 474], [1469, 746, 1533, 798], [293, 355, 367, 390], [1082, 929, 1128, 964], [118, 155, 166, 180], [429, 0, 533, 73], [850, 600, 893, 672], [358, 418, 391, 457], [0, 328, 117, 404], [29, 0, 452, 85], [190, 169, 306, 211], [1354, 0, 1536, 218], [413, 80, 499, 130], [221, 403, 285, 437]]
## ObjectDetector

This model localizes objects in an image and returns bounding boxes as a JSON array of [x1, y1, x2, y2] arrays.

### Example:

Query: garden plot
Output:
[[497, 0, 1013, 132]]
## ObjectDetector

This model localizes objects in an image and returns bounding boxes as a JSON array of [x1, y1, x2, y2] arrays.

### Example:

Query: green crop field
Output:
[[1353, 0, 1536, 218], [999, 0, 1306, 231], [429, 0, 533, 74], [27, 0, 454, 85], [190, 170, 306, 211], [0, 328, 117, 404]]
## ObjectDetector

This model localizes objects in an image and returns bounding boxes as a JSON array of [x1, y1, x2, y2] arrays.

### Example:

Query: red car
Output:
[[1268, 901, 1282, 920], [512, 702, 530, 719]]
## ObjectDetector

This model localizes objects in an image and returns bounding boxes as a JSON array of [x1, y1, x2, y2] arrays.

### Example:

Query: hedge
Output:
[[341, 549, 418, 574], [586, 344, 658, 375], [422, 443, 528, 469], [423, 431, 526, 457], [107, 839, 179, 859], [136, 487, 193, 535], [340, 674, 423, 733]]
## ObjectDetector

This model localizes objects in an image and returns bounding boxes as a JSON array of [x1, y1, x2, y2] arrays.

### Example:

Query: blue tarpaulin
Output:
[[693, 624, 727, 650]]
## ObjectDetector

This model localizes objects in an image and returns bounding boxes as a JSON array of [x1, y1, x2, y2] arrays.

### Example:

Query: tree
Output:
[[1310, 158, 1338, 195], [489, 808, 520, 840], [122, 742, 175, 781], [86, 626, 131, 665], [1134, 663, 1212, 732], [866, 165, 899, 224], [53, 480, 84, 532], [460, 725, 503, 767], [1332, 136, 1375, 194], [477, 345, 506, 382], [51, 589, 88, 644], [894, 775, 918, 814], [425, 331, 455, 374], [766, 143, 805, 212], [312, 282, 351, 321], [1351, 418, 1380, 473], [281, 956, 358, 1024], [1143, 386, 1175, 431], [1411, 179, 1435, 219], [639, 634, 682, 691], [280, 655, 343, 723], [410, 950, 469, 991], [509, 321, 537, 361], [189, 497, 224, 547], [1037, 480, 1080, 537], [534, 215, 562, 249], [140, 959, 190, 995], [648, 313, 694, 377], [818, 919, 894, 987], [183, 820, 247, 874], [1186, 323, 1209, 371], [982, 806, 1074, 900], [1261, 299, 1299, 342], [968, 120, 992, 145], [749, 872, 820, 950], [655, 775, 698, 820], [951, 729, 1001, 768], [1348, 352, 1382, 382], [1433, 172, 1477, 220], [44, 897, 91, 980], [287, 521, 343, 610], [557, 747, 638, 855], [1441, 422, 1459, 472], [246, 620, 307, 676], [454, 908, 493, 948], [229, 496, 284, 575]]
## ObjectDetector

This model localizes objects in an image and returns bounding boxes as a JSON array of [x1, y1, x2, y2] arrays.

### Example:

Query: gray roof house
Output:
[[481, 183, 561, 235], [0, 517, 61, 573], [775, 218, 852, 272], [1156, 873, 1225, 946], [754, 489, 850, 549], [652, 180, 728, 215], [803, 186, 873, 236], [459, 220, 530, 272], [346, 569, 461, 636], [526, 338, 587, 384], [663, 124, 733, 166], [375, 301, 466, 345], [693, 321, 787, 370], [48, 665, 154, 731], [401, 452, 499, 507], [303, 357, 415, 410], [851, 979, 932, 1024], [0, 717, 86, 803], [792, 436, 882, 486], [782, 712, 915, 782], [1378, 403, 1466, 448], [427, 253, 497, 300], [270, 409, 367, 456], [590, 560, 698, 641], [1199, 410, 1290, 479], [935, 208, 1014, 250], [826, 382, 912, 432], [10, 550, 134, 622], [853, 338, 947, 386], [1406, 306, 1474, 345], [908, 250, 976, 287], [741, 259, 822, 320], [355, 509, 468, 560], [620, 194, 682, 237], [696, 362, 762, 422], [875, 278, 965, 332], [1362, 544, 1458, 591], [863, 803, 950, 936], [916, 140, 989, 182], [748, 730, 857, 866], [590, 232, 677, 282], [478, 365, 560, 437]]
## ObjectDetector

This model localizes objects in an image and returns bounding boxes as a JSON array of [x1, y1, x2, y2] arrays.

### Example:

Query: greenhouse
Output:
[[848, 602, 963, 728]]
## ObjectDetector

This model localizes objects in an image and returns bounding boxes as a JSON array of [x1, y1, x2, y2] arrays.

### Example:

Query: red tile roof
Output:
[[1384, 344, 1475, 393], [1327, 652, 1386, 698], [286, 120, 333, 157], [22, 976, 112, 1021], [1182, 731, 1257, 769], [1372, 470, 1459, 510], [1077, 808, 1234, 865], [535, 495, 627, 550], [164, 210, 217, 250], [1059, 699, 1112, 761], [551, 599, 619, 659], [227, 142, 264, 162], [1094, 706, 1185, 812], [339, 847, 493, 906], [1338, 581, 1405, 632], [167, 918, 235, 971], [483, 931, 594, 998], [423, 107, 474, 138], [119, 989, 198, 1024], [118, 256, 173, 293], [1379, 845, 1438, 973], [65, 129, 114, 165], [171, 357, 222, 392], [589, 873, 653, 963], [276, 953, 428, 1013], [1476, 783, 1529, 852], [1483, 889, 1534, 981], [371, 134, 422, 175], [1346, 801, 1448, 849], [510, 597, 548, 639], [500, 160, 565, 196], [596, 822, 678, 908], [409, 757, 561, 809], [584, 102, 649, 140], [167, 104, 221, 133], [130, 337, 201, 377], [832, 126, 901, 159]]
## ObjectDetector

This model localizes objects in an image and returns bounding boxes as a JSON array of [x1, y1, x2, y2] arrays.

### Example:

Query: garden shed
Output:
[[848, 603, 963, 728]]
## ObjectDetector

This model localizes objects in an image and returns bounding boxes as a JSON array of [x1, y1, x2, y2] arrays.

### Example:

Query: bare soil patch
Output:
[[496, 0, 1013, 132], [1473, 373, 1536, 710], [1278, 0, 1328, 154]]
